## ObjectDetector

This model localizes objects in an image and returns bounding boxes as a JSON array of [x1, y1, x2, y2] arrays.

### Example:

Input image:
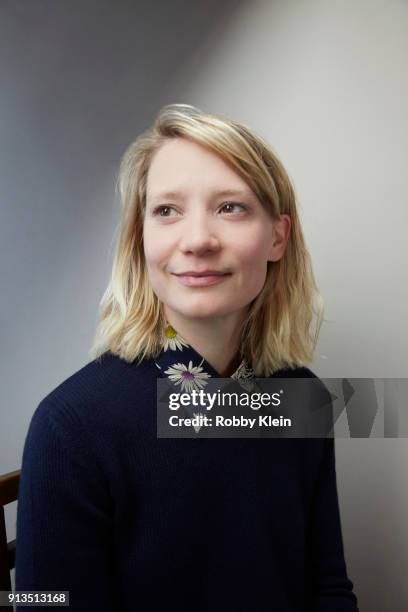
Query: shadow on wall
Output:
[[0, 0, 247, 323]]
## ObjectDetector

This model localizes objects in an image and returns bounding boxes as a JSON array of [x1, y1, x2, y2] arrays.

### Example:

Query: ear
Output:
[[267, 214, 291, 262]]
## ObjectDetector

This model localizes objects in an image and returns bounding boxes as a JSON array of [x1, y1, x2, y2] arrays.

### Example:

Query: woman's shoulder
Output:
[[270, 364, 332, 411], [275, 364, 331, 394], [35, 351, 157, 429], [270, 364, 319, 379], [19, 354, 160, 490]]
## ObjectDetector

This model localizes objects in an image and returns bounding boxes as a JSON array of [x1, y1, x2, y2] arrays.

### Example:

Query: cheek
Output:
[[231, 229, 271, 297], [143, 227, 172, 267], [143, 241, 157, 267], [233, 226, 271, 269]]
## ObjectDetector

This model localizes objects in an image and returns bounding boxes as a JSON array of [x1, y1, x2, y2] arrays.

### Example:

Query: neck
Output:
[[163, 307, 249, 376]]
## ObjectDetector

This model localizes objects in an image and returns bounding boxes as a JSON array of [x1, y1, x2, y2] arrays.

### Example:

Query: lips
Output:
[[174, 271, 229, 277], [173, 272, 231, 287]]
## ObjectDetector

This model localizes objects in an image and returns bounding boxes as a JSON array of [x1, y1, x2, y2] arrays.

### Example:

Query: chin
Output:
[[172, 304, 231, 320]]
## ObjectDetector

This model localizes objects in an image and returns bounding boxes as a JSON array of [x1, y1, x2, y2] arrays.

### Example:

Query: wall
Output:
[[1, 1, 407, 608]]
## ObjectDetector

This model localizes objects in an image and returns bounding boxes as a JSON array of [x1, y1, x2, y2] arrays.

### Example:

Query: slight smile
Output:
[[172, 272, 232, 287]]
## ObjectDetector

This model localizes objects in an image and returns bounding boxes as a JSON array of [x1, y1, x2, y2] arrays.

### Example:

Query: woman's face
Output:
[[143, 137, 290, 322]]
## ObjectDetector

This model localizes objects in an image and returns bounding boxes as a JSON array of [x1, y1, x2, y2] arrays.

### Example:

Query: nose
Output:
[[178, 210, 221, 255]]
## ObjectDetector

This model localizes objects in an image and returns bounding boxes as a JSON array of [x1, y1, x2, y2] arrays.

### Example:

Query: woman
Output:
[[15, 104, 359, 611]]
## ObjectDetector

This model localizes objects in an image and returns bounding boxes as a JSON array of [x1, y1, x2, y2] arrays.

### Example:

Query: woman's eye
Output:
[[220, 201, 247, 214], [151, 202, 247, 217], [152, 205, 177, 217]]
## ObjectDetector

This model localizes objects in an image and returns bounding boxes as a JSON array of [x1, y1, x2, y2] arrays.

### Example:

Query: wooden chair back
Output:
[[0, 469, 21, 609]]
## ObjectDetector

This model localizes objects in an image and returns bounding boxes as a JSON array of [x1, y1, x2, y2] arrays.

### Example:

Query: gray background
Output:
[[1, 0, 407, 609]]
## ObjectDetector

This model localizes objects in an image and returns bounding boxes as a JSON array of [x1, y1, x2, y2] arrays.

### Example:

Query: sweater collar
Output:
[[153, 322, 256, 392]]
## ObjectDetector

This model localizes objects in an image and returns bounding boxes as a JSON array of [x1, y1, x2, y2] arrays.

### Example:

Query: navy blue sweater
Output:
[[15, 329, 359, 611]]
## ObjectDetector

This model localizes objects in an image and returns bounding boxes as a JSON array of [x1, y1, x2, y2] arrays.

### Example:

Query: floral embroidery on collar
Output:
[[230, 359, 258, 392], [163, 360, 212, 393], [162, 323, 190, 352], [154, 322, 259, 393]]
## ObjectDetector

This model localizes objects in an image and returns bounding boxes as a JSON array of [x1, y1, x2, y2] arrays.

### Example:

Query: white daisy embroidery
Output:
[[164, 360, 212, 393], [162, 323, 190, 352], [231, 359, 259, 392], [231, 359, 254, 381]]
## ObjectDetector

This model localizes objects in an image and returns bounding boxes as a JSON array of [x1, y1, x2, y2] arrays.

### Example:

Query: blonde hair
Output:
[[89, 103, 325, 376]]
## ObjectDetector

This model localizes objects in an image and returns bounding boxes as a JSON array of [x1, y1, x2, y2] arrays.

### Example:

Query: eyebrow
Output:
[[148, 188, 255, 201]]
